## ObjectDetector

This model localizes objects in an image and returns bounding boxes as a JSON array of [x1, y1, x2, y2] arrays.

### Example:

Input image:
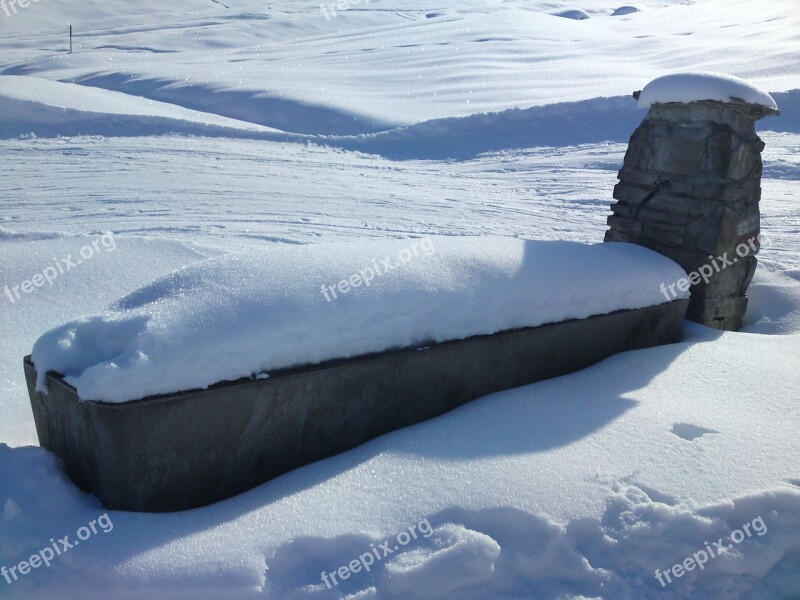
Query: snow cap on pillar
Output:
[[635, 72, 779, 115]]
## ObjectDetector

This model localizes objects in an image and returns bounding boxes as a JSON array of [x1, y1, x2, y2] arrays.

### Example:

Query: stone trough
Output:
[[24, 299, 687, 512], [25, 73, 778, 513]]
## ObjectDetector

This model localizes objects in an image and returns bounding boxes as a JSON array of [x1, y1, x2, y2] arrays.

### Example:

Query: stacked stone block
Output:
[[605, 99, 778, 330]]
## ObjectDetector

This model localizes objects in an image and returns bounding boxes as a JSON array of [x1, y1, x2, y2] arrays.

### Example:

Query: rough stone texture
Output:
[[24, 299, 688, 512], [605, 99, 778, 330]]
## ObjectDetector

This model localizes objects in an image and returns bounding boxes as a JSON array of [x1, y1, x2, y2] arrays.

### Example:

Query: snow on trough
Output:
[[638, 72, 779, 110], [32, 237, 688, 403]]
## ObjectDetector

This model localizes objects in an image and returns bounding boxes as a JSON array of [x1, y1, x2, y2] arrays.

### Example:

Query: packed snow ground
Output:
[[1, 0, 799, 598]]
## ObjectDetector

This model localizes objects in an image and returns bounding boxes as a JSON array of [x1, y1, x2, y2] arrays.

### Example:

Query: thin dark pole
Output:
[[69, 25, 72, 54]]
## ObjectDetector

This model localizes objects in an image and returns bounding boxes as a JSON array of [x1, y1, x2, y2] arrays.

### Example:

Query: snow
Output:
[[611, 6, 640, 17], [553, 9, 591, 20], [0, 76, 281, 138], [638, 72, 779, 110], [2, 0, 799, 129], [32, 238, 687, 403], [4, 322, 800, 599], [1, 0, 800, 597]]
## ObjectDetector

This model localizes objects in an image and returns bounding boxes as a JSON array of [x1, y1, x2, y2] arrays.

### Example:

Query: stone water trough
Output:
[[24, 300, 686, 512], [24, 73, 777, 513]]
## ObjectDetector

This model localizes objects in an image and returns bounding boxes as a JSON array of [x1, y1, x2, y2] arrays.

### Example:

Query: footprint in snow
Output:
[[671, 422, 719, 441]]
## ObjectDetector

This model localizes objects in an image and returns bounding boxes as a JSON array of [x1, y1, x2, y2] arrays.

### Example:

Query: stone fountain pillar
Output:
[[605, 84, 779, 330]]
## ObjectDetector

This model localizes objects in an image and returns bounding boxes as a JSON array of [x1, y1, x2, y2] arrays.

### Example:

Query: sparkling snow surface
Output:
[[1, 0, 799, 598]]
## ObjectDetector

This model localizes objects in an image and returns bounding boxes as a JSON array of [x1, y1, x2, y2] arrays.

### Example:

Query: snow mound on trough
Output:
[[32, 237, 689, 403], [638, 72, 778, 110]]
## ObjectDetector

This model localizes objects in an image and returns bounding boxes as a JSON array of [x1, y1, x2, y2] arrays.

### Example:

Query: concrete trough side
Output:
[[24, 298, 689, 513]]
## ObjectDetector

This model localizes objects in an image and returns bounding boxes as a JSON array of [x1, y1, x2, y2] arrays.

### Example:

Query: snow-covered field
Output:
[[1, 1, 799, 598]]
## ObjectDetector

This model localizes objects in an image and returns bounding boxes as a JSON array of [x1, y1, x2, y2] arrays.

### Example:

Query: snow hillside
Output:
[[1, 0, 799, 139], [0, 75, 283, 138], [1, 0, 800, 598]]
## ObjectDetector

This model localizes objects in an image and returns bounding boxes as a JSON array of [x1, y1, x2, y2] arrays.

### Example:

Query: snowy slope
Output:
[[1, 0, 799, 133], [0, 75, 284, 138], [1, 0, 799, 599]]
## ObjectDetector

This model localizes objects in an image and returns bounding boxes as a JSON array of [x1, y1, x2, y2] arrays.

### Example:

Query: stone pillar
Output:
[[605, 98, 778, 330]]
